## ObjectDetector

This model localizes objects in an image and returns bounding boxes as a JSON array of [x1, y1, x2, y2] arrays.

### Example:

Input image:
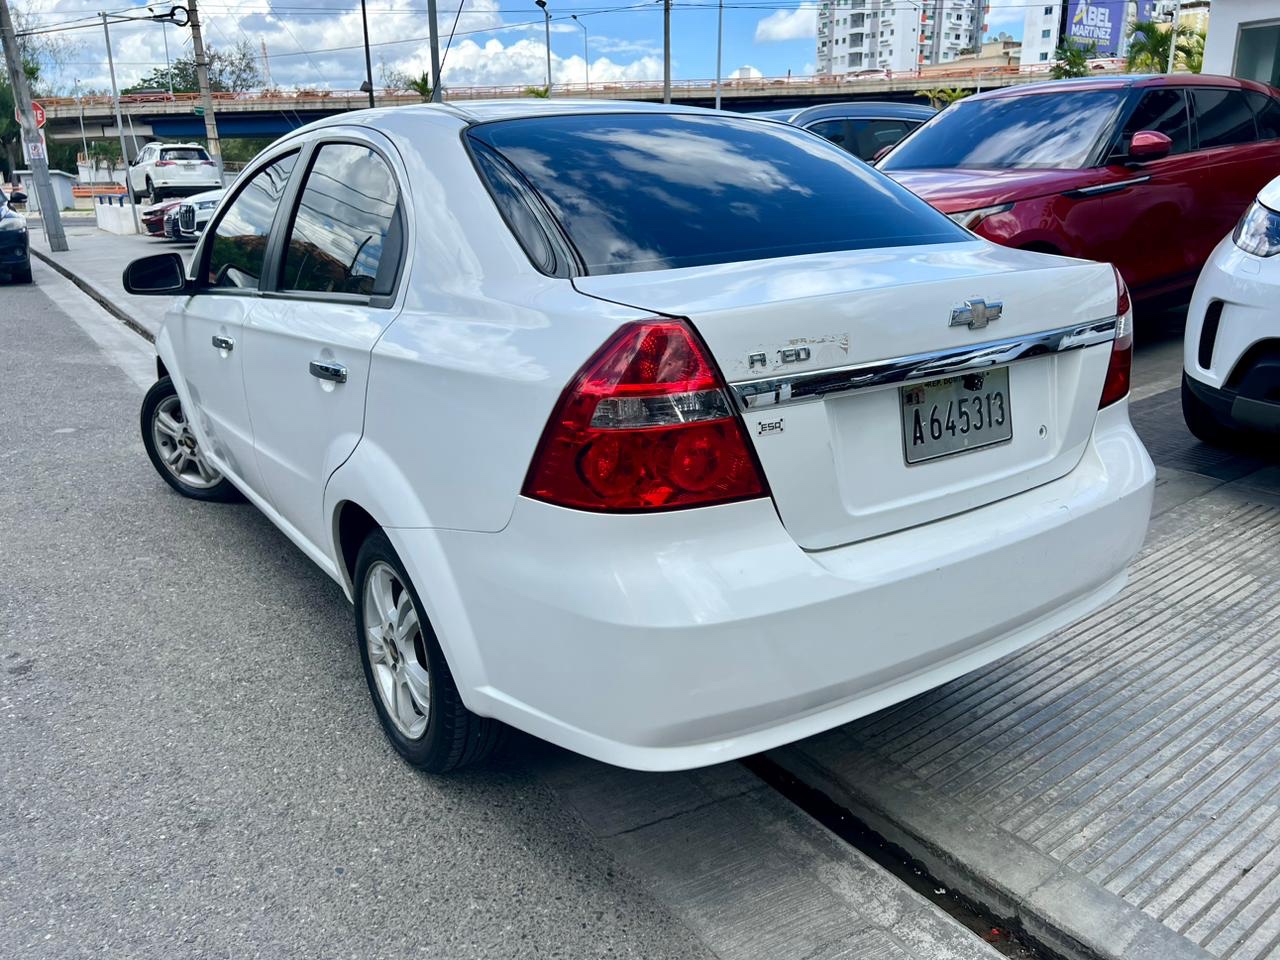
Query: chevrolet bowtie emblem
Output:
[[950, 298, 1003, 330]]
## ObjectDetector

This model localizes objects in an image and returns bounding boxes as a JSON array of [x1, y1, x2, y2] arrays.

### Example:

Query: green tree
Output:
[[1181, 30, 1206, 74], [914, 86, 968, 109], [1051, 39, 1097, 79], [408, 72, 433, 102], [525, 85, 551, 98], [125, 39, 262, 94], [1, 4, 82, 178], [1125, 20, 1198, 73]]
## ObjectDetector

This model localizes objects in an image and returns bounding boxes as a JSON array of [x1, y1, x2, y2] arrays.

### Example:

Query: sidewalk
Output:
[[775, 397, 1280, 960], [25, 221, 193, 339]]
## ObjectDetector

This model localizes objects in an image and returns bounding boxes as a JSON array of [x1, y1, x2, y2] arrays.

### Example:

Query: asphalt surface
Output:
[[0, 276, 714, 960], [2, 267, 1011, 960]]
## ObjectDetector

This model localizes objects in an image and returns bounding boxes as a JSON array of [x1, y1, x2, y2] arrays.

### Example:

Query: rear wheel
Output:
[[146, 177, 160, 202], [13, 264, 31, 284], [354, 529, 503, 773], [1182, 377, 1248, 448], [140, 377, 241, 502]]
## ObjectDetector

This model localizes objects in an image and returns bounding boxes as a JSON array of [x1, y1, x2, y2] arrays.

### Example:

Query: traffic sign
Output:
[[194, 106, 204, 116], [14, 100, 45, 128]]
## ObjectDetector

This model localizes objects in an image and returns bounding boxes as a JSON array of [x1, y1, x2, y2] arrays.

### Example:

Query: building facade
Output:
[[817, 0, 986, 77], [1021, 3, 1063, 66], [1204, 0, 1276, 86]]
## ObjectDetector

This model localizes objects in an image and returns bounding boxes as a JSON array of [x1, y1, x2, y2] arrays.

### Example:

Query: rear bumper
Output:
[[1185, 372, 1280, 433], [391, 401, 1154, 771]]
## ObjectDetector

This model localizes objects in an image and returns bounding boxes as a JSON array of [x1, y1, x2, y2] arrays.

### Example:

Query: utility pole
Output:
[[186, 0, 224, 183], [571, 14, 588, 92], [714, 0, 723, 110], [102, 12, 140, 233], [662, 0, 671, 103], [426, 0, 443, 101], [147, 7, 174, 94], [360, 0, 375, 108], [1166, 0, 1182, 74], [0, 0, 67, 250]]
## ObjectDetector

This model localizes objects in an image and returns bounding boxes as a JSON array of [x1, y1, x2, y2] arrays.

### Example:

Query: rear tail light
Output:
[[201, 160, 216, 166], [155, 160, 175, 167], [523, 320, 769, 511], [1099, 266, 1133, 409]]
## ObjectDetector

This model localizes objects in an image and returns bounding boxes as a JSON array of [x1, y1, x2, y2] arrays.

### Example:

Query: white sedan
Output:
[[122, 101, 1155, 773], [1183, 175, 1280, 443]]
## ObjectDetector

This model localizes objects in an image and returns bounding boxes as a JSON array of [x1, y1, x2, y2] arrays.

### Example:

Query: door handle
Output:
[[211, 334, 234, 351], [309, 360, 347, 384]]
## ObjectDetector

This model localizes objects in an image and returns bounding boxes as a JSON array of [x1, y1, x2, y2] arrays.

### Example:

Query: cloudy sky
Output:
[[18, 0, 1029, 95]]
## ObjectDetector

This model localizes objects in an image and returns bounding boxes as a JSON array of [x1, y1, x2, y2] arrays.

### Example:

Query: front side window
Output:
[[881, 90, 1128, 170], [469, 112, 966, 276], [205, 152, 297, 289], [1193, 88, 1257, 149], [1118, 89, 1191, 156], [280, 143, 401, 297]]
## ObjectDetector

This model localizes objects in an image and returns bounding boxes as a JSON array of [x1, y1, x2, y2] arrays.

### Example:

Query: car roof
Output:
[[436, 99, 720, 123], [966, 73, 1277, 102], [781, 101, 937, 124]]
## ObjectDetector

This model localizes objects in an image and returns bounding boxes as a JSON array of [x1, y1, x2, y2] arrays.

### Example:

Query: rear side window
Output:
[[1121, 89, 1191, 155], [205, 152, 297, 289], [1248, 92, 1280, 140], [468, 113, 966, 276], [1193, 89, 1257, 148], [849, 118, 914, 159], [280, 143, 402, 297], [161, 147, 208, 161]]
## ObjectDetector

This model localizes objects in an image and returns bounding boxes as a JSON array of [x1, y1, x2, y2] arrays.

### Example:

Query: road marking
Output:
[[30, 259, 155, 391]]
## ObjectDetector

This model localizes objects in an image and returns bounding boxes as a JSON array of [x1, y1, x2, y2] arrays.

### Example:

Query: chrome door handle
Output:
[[309, 360, 347, 384], [211, 335, 234, 351]]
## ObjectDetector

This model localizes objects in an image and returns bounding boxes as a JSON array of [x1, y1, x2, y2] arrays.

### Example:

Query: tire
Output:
[[140, 377, 242, 502], [1182, 376, 1248, 448], [13, 264, 31, 284], [353, 529, 504, 773], [146, 178, 159, 202]]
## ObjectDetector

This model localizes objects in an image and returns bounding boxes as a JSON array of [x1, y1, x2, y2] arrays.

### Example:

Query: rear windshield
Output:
[[881, 89, 1129, 171], [161, 148, 209, 161], [468, 113, 967, 275]]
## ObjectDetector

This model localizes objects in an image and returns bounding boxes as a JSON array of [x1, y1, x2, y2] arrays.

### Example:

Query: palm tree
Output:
[[1181, 31, 1206, 74], [914, 87, 948, 110], [1126, 20, 1198, 73], [525, 85, 551, 98], [408, 72, 432, 102]]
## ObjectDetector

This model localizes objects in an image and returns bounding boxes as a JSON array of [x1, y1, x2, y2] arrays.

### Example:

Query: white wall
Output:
[[1205, 0, 1280, 79]]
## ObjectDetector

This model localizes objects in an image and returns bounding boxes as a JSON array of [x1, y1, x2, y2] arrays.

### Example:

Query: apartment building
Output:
[[816, 0, 985, 76], [1021, 3, 1062, 65]]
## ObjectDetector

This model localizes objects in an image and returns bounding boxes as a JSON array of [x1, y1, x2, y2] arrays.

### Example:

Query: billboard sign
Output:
[[1066, 0, 1128, 57]]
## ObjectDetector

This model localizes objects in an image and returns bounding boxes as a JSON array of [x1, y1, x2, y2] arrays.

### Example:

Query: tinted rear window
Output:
[[1193, 88, 1257, 148], [468, 113, 966, 275], [1249, 92, 1280, 140], [161, 147, 209, 161], [881, 89, 1128, 170]]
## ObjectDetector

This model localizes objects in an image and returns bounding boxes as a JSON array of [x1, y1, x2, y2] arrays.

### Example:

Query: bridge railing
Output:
[[40, 63, 1128, 114]]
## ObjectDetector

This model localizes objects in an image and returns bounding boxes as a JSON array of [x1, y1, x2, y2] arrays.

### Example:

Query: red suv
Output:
[[879, 75, 1280, 303]]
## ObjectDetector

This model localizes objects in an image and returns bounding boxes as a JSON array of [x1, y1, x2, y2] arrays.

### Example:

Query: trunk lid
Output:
[[573, 242, 1119, 550]]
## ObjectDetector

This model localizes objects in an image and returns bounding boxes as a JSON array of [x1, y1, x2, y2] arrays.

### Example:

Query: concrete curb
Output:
[[30, 247, 155, 344], [769, 742, 1215, 960]]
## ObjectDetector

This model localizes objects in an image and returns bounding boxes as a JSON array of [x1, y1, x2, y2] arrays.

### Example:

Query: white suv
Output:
[[1183, 174, 1280, 444], [128, 142, 221, 203], [121, 102, 1154, 773]]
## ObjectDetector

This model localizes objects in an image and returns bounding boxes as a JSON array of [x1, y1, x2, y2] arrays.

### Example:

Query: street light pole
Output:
[[148, 8, 173, 94], [662, 0, 671, 103], [74, 79, 89, 167], [360, 0, 375, 108], [571, 14, 588, 92], [0, 0, 67, 250], [1166, 0, 1182, 74], [102, 12, 141, 233], [714, 0, 723, 110], [535, 0, 551, 93]]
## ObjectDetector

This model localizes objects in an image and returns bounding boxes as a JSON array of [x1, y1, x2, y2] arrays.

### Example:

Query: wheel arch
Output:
[[333, 499, 381, 595]]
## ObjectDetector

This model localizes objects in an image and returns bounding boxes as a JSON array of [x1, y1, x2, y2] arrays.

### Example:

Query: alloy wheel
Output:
[[150, 394, 222, 490], [362, 561, 431, 739]]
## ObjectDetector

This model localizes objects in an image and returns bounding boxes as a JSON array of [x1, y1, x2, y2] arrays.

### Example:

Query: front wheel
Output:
[[140, 377, 241, 502], [146, 178, 159, 202], [354, 529, 503, 773]]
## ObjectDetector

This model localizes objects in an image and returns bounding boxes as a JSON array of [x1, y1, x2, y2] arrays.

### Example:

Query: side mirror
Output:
[[123, 252, 190, 296], [8, 191, 26, 204], [1128, 130, 1172, 163]]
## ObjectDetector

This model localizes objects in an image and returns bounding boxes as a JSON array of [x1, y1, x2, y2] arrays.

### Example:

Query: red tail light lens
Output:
[[1099, 266, 1133, 409], [155, 160, 175, 167], [523, 320, 769, 511]]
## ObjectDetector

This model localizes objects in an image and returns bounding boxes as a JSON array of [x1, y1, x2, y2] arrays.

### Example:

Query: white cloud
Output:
[[754, 4, 817, 43], [728, 65, 763, 79]]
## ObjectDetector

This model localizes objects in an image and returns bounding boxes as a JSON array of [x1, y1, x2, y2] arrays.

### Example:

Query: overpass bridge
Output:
[[40, 66, 1076, 145]]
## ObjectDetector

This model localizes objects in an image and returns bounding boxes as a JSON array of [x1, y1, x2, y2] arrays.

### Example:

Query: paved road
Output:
[[1, 266, 1004, 960]]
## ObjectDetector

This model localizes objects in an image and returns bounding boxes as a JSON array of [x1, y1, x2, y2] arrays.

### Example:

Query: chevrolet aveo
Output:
[[123, 102, 1155, 772]]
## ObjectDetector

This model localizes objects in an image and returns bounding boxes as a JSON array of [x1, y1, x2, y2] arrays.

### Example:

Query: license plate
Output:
[[900, 368, 1012, 464]]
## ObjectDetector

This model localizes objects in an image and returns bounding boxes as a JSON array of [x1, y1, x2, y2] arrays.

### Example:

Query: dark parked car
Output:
[[752, 101, 935, 161], [879, 75, 1280, 303], [142, 199, 182, 237], [0, 188, 31, 284]]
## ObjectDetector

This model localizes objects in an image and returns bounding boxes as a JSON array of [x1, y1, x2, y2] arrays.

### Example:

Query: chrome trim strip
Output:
[[730, 318, 1117, 410], [1063, 176, 1151, 198]]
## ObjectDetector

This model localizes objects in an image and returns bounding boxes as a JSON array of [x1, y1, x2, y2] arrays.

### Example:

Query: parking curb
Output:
[[769, 743, 1215, 960], [30, 247, 156, 344]]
